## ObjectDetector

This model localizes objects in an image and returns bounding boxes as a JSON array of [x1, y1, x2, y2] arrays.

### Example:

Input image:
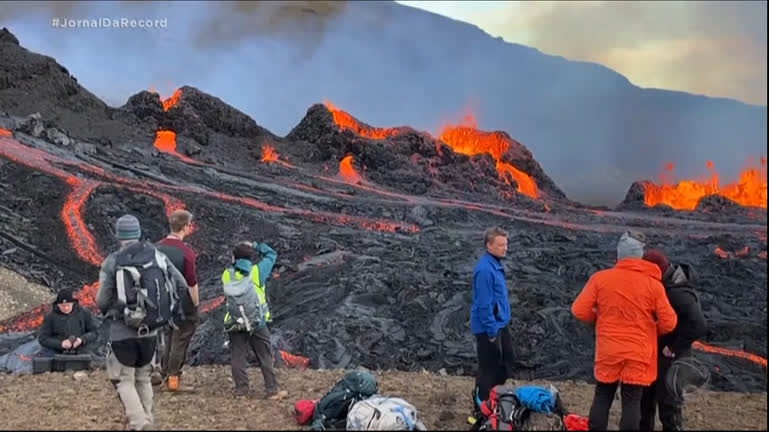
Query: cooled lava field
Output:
[[0, 28, 766, 392]]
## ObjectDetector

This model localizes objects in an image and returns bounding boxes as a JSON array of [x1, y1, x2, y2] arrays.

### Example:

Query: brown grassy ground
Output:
[[0, 365, 766, 430]]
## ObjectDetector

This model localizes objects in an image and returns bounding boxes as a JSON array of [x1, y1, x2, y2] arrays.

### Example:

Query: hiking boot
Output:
[[166, 375, 194, 392], [233, 387, 250, 398], [266, 390, 288, 400]]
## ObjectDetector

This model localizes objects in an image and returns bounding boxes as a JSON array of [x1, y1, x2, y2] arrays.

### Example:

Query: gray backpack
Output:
[[346, 396, 426, 431], [223, 267, 267, 333]]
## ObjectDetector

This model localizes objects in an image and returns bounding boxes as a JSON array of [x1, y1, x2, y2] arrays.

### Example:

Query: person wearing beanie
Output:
[[572, 231, 678, 431], [96, 214, 189, 430], [37, 288, 100, 356], [640, 249, 707, 431]]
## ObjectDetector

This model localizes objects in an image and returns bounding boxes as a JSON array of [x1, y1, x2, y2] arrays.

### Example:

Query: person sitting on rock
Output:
[[571, 231, 678, 431], [640, 249, 708, 431], [37, 289, 100, 356], [222, 240, 287, 400]]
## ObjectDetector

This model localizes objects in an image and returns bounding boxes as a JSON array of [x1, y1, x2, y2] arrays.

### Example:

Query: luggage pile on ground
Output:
[[293, 371, 590, 431], [294, 369, 426, 431], [473, 383, 589, 431]]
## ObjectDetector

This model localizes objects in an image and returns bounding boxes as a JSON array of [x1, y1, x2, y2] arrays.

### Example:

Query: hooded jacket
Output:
[[572, 258, 678, 386], [37, 299, 100, 351], [659, 263, 708, 356]]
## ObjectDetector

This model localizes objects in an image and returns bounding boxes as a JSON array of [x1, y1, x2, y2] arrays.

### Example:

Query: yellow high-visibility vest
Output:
[[222, 265, 271, 324]]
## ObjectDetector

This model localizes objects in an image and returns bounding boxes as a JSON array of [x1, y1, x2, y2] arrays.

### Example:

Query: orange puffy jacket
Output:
[[572, 258, 678, 386]]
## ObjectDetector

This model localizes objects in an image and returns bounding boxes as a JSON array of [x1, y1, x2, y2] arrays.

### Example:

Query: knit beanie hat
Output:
[[643, 249, 670, 274], [617, 231, 645, 259], [55, 289, 76, 304], [115, 214, 142, 240]]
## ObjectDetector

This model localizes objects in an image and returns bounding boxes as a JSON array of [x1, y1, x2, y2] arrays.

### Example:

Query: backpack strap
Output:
[[391, 404, 416, 430], [116, 266, 142, 304]]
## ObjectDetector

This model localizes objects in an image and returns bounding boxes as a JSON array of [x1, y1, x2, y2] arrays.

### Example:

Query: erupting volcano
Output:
[[0, 29, 766, 394], [641, 159, 768, 210], [438, 115, 540, 199]]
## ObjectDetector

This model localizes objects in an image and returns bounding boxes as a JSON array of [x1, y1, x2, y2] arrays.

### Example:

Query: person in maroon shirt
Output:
[[156, 209, 199, 392]]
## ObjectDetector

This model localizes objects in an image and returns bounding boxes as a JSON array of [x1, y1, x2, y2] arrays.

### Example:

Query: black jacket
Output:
[[659, 263, 708, 356], [37, 301, 100, 351]]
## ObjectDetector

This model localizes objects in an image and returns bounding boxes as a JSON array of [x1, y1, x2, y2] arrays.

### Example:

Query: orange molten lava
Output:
[[0, 128, 12, 137], [693, 341, 767, 368], [162, 89, 182, 111], [714, 247, 730, 259], [261, 144, 279, 163], [154, 130, 177, 152], [339, 155, 362, 184], [643, 159, 767, 210], [438, 115, 540, 199], [280, 350, 311, 369], [324, 100, 400, 140], [150, 87, 182, 112]]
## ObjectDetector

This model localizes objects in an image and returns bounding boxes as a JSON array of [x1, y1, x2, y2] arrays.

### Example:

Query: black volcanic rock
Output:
[[163, 86, 276, 144], [121, 91, 164, 122], [617, 180, 651, 210], [0, 27, 19, 45], [0, 28, 154, 147], [285, 103, 566, 204]]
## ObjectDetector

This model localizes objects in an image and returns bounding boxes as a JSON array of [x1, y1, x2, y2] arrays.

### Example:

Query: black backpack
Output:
[[477, 385, 529, 431], [311, 370, 379, 431], [114, 241, 182, 334]]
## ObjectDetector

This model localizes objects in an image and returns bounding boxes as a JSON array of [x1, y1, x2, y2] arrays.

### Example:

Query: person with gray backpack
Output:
[[221, 240, 286, 400], [96, 214, 188, 430]]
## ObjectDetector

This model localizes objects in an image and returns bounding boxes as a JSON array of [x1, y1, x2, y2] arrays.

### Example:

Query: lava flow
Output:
[[324, 100, 401, 140], [643, 159, 768, 210], [150, 87, 182, 112], [260, 143, 294, 168], [438, 115, 540, 199], [339, 155, 362, 184], [153, 130, 201, 165]]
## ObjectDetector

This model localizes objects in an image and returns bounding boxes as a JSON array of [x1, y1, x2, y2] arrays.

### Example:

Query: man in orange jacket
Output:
[[572, 231, 677, 431]]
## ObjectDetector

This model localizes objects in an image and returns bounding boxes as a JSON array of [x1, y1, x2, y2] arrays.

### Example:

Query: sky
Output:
[[397, 0, 767, 106]]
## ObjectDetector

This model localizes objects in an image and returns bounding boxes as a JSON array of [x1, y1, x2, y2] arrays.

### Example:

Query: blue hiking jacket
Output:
[[471, 252, 511, 337]]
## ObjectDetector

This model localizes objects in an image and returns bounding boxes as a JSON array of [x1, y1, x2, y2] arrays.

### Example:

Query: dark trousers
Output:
[[640, 355, 684, 431], [229, 327, 278, 394], [588, 381, 645, 431], [162, 316, 198, 377], [475, 326, 515, 403], [112, 337, 157, 368]]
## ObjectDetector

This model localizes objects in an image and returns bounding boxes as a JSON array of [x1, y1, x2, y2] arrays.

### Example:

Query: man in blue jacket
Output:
[[470, 226, 514, 419]]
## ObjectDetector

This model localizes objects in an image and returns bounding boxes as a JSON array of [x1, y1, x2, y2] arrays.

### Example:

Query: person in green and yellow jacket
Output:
[[222, 240, 287, 400]]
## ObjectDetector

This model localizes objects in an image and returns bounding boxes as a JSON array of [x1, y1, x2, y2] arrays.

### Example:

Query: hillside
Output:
[[0, 2, 766, 205], [0, 366, 766, 430]]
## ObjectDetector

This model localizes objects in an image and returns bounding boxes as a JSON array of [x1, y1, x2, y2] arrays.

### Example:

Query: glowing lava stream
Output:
[[643, 159, 767, 210], [158, 138, 766, 235]]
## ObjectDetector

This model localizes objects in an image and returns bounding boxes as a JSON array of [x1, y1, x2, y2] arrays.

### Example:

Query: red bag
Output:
[[564, 414, 589, 431], [294, 399, 317, 425]]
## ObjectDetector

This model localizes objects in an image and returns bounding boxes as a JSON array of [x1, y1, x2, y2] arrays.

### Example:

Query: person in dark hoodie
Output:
[[37, 289, 100, 355], [640, 249, 708, 431]]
